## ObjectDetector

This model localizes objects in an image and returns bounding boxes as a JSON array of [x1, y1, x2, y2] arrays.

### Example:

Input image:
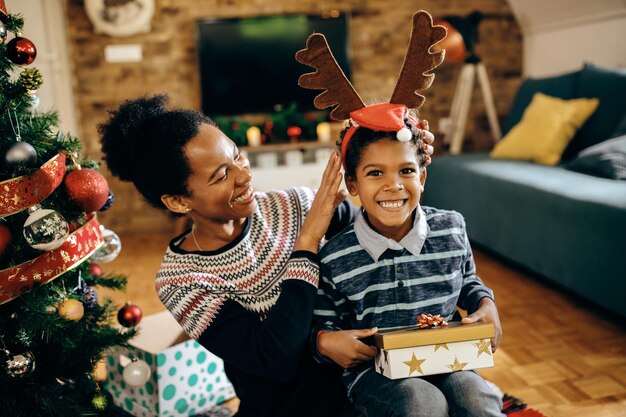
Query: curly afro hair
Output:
[[99, 94, 214, 209], [338, 115, 427, 179]]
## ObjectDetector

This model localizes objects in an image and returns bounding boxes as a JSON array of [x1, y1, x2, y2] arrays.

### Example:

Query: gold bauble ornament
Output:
[[58, 298, 84, 321]]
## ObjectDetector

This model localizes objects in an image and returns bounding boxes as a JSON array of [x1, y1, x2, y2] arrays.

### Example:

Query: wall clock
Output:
[[84, 0, 155, 37]]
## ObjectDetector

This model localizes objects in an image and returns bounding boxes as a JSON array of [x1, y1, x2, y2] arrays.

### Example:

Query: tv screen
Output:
[[196, 13, 351, 117]]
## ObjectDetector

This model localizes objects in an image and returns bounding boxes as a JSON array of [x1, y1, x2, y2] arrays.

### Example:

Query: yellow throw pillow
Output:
[[490, 93, 599, 165]]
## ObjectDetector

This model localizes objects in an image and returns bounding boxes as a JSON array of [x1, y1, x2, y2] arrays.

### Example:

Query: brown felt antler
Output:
[[390, 11, 447, 109], [296, 34, 365, 121]]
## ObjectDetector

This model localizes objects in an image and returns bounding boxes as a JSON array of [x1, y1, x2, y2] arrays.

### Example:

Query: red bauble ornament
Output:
[[117, 302, 142, 327], [6, 37, 37, 66], [0, 223, 12, 257], [64, 169, 110, 213], [89, 262, 103, 276]]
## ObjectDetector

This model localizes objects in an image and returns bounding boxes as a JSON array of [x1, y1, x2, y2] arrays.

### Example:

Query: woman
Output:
[[99, 94, 434, 416]]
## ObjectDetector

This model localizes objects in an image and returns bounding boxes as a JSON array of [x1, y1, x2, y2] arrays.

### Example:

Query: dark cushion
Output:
[[561, 64, 626, 160], [566, 135, 626, 180], [502, 69, 580, 135]]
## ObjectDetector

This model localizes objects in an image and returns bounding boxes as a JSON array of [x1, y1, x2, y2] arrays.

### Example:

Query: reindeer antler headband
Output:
[[296, 11, 446, 168]]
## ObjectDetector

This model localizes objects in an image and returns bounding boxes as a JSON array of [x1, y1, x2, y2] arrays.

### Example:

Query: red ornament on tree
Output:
[[0, 0, 7, 16], [117, 302, 142, 327], [0, 222, 12, 257], [6, 37, 37, 66], [88, 262, 103, 277], [64, 169, 109, 213]]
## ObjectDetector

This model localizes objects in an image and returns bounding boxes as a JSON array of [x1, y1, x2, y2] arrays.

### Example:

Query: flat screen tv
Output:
[[196, 13, 351, 117]]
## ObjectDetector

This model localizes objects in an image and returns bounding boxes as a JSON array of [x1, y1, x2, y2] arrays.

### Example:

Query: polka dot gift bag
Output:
[[105, 311, 236, 417]]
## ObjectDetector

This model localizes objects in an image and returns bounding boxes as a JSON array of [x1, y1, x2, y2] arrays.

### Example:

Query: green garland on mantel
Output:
[[213, 103, 329, 146]]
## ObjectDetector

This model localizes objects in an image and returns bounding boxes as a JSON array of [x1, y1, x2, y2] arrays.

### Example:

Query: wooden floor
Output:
[[102, 230, 626, 417]]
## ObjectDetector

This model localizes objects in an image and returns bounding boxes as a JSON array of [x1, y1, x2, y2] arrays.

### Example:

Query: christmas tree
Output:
[[0, 3, 139, 415]]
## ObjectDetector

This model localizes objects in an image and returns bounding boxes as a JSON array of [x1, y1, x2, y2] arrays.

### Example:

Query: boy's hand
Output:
[[417, 119, 435, 167], [461, 297, 503, 352], [317, 328, 379, 369]]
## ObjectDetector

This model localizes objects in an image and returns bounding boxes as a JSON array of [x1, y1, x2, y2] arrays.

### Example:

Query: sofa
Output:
[[423, 63, 626, 319]]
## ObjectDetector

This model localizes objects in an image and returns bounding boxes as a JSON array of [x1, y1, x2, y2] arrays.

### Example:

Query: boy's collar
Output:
[[354, 206, 429, 262]]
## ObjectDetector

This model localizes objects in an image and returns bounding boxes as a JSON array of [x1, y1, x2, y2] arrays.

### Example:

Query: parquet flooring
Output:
[[101, 231, 626, 417]]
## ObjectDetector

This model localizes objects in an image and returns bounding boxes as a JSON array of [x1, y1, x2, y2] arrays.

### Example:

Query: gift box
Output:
[[373, 322, 495, 379], [105, 311, 236, 417]]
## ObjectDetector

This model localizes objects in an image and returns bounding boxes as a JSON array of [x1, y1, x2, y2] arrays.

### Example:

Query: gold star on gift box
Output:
[[403, 352, 426, 376], [447, 357, 468, 372], [473, 339, 492, 357], [434, 343, 449, 351]]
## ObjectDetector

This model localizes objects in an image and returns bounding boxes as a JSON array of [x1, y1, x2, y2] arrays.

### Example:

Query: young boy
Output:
[[311, 104, 504, 417]]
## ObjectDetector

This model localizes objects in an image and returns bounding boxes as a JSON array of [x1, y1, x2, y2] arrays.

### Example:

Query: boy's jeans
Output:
[[350, 368, 504, 417]]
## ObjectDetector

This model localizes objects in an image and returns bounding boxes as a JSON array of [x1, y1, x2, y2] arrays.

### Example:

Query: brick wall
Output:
[[65, 0, 522, 233]]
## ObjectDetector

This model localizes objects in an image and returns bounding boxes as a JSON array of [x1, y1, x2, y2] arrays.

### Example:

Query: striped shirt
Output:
[[313, 205, 494, 389], [154, 187, 356, 417]]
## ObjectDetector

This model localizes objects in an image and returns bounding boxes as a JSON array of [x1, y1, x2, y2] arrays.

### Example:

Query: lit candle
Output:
[[246, 126, 261, 147], [316, 122, 331, 142]]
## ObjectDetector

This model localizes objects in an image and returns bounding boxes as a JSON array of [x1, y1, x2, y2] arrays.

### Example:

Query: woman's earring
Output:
[[186, 208, 191, 213]]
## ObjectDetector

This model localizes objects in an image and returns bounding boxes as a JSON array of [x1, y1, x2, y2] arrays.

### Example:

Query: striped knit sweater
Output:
[[313, 206, 494, 390], [155, 187, 356, 417]]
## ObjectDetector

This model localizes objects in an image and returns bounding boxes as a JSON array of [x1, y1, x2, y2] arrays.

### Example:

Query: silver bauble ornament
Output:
[[91, 226, 122, 263], [0, 21, 7, 43], [3, 350, 36, 379], [122, 358, 151, 387], [6, 141, 37, 166], [23, 205, 69, 251]]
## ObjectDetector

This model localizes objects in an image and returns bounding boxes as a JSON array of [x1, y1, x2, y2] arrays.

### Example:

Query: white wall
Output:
[[508, 0, 626, 77]]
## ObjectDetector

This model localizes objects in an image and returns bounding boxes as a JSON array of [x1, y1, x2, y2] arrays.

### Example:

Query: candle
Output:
[[246, 126, 261, 147], [316, 122, 331, 142]]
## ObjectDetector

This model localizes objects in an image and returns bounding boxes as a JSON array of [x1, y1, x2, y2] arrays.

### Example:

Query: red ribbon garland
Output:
[[0, 152, 67, 218], [0, 213, 104, 305]]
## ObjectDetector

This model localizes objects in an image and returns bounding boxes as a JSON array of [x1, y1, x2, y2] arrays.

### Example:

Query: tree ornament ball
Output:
[[64, 169, 110, 212], [123, 358, 151, 387], [0, 222, 11, 257], [2, 350, 36, 379], [91, 227, 122, 263], [117, 302, 142, 327], [99, 190, 115, 211], [6, 36, 37, 66], [23, 206, 69, 251], [0, 21, 6, 43], [89, 262, 103, 276], [58, 298, 85, 321], [6, 141, 37, 166]]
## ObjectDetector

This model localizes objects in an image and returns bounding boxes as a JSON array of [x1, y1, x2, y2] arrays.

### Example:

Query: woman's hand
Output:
[[461, 297, 503, 352], [294, 151, 343, 252], [317, 328, 379, 369], [417, 119, 435, 166]]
